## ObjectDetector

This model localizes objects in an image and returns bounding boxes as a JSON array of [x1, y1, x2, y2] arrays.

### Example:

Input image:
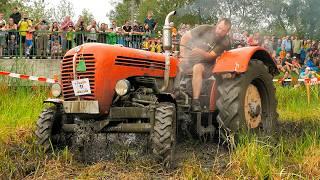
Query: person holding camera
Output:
[[35, 19, 49, 58], [60, 16, 74, 53], [86, 20, 99, 43], [75, 16, 85, 46]]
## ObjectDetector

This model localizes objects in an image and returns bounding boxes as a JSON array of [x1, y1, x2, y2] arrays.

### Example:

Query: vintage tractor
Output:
[[35, 11, 278, 167]]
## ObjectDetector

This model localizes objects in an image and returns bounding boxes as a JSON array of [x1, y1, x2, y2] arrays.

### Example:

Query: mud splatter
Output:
[[70, 124, 150, 164]]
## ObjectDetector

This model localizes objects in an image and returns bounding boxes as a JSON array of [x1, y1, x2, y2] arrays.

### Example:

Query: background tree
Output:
[[80, 8, 94, 26], [110, 0, 320, 39], [0, 0, 27, 19], [24, 0, 51, 22], [49, 0, 75, 22]]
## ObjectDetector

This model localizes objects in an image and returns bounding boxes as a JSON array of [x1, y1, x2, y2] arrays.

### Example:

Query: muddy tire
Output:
[[35, 106, 64, 152], [151, 103, 176, 168], [216, 60, 278, 145]]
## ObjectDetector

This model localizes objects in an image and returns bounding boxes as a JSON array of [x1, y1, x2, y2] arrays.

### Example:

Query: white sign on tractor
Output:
[[72, 78, 91, 96]]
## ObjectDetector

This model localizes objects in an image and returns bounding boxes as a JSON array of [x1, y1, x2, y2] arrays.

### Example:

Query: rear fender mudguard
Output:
[[213, 46, 278, 75], [209, 46, 278, 111]]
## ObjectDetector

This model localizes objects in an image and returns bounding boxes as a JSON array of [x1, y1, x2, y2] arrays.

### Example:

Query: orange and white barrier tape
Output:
[[0, 71, 58, 84], [273, 78, 320, 85]]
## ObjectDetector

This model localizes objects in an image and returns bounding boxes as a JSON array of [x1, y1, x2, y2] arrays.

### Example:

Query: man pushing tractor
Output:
[[36, 11, 278, 167]]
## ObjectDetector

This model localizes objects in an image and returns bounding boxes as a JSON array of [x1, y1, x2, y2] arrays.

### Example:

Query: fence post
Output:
[[19, 33, 22, 58], [306, 82, 311, 105]]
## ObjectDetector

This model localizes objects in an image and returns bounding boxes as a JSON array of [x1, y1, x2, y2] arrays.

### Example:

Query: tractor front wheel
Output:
[[151, 102, 176, 168], [216, 60, 278, 145], [35, 106, 65, 152]]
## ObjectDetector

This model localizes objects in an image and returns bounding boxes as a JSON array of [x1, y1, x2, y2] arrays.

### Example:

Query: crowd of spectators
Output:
[[232, 32, 320, 83], [0, 8, 164, 59], [2, 6, 320, 83]]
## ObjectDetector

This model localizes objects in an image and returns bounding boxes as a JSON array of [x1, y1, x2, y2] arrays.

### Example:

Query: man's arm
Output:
[[86, 25, 92, 31], [179, 31, 192, 58], [180, 31, 219, 61], [153, 21, 157, 31], [196, 37, 231, 62], [61, 21, 69, 30]]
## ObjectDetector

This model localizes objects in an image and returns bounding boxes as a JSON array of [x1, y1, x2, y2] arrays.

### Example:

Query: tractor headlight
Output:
[[51, 83, 62, 97], [115, 79, 130, 96]]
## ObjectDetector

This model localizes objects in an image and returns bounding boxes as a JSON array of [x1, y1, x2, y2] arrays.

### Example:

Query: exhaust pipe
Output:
[[160, 11, 176, 92]]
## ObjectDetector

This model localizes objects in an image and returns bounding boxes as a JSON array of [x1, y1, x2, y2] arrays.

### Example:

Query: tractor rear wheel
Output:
[[151, 103, 176, 168], [216, 60, 278, 145], [35, 106, 65, 152]]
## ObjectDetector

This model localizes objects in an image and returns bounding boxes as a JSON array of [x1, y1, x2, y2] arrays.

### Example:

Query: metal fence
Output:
[[0, 30, 147, 59]]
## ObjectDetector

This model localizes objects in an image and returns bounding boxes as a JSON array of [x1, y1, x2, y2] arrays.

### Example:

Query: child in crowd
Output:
[[305, 56, 319, 72], [116, 28, 125, 46], [299, 67, 316, 79], [8, 34, 17, 58], [292, 56, 301, 69], [150, 40, 156, 52], [281, 71, 292, 87], [142, 37, 150, 51], [279, 46, 286, 60], [25, 25, 34, 58], [66, 25, 74, 50], [282, 53, 299, 75], [51, 37, 62, 59], [107, 31, 117, 45], [276, 57, 285, 72], [156, 39, 162, 53]]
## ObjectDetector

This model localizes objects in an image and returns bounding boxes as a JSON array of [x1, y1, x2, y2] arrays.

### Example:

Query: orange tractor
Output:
[[36, 11, 278, 166]]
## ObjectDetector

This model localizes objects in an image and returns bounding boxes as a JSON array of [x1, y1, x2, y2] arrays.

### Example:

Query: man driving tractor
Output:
[[180, 18, 232, 111]]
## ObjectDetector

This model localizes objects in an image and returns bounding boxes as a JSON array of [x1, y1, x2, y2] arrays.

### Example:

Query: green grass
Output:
[[0, 84, 320, 179], [276, 84, 320, 120], [0, 86, 48, 141]]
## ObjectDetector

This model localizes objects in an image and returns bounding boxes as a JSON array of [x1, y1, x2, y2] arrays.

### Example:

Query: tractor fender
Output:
[[213, 46, 278, 75], [43, 98, 64, 105]]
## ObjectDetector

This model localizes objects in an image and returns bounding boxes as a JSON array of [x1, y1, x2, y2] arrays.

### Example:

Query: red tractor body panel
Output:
[[213, 46, 276, 74], [209, 46, 277, 111], [63, 43, 178, 114]]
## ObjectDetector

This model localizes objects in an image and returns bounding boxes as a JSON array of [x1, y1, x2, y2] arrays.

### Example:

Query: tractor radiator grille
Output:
[[61, 53, 96, 101], [115, 56, 165, 70]]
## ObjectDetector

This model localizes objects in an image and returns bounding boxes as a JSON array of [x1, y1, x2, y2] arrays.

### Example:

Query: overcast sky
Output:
[[47, 0, 118, 24]]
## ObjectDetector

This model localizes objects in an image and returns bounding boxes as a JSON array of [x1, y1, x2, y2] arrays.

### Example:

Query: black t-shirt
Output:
[[144, 18, 156, 30], [132, 25, 144, 32], [77, 24, 85, 31], [186, 25, 231, 61], [123, 25, 132, 32], [10, 12, 21, 24]]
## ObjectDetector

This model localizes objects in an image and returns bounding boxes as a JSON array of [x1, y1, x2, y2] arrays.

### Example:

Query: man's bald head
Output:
[[215, 18, 231, 39]]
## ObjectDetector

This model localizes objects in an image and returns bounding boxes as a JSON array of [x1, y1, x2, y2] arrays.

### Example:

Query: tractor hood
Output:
[[61, 43, 178, 114]]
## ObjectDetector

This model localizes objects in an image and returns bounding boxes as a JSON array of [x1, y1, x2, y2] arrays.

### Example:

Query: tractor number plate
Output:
[[72, 78, 91, 96]]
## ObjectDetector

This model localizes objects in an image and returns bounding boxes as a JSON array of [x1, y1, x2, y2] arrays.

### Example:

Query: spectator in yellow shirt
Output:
[[150, 40, 156, 52], [142, 37, 150, 51], [156, 39, 162, 53], [18, 14, 32, 45]]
